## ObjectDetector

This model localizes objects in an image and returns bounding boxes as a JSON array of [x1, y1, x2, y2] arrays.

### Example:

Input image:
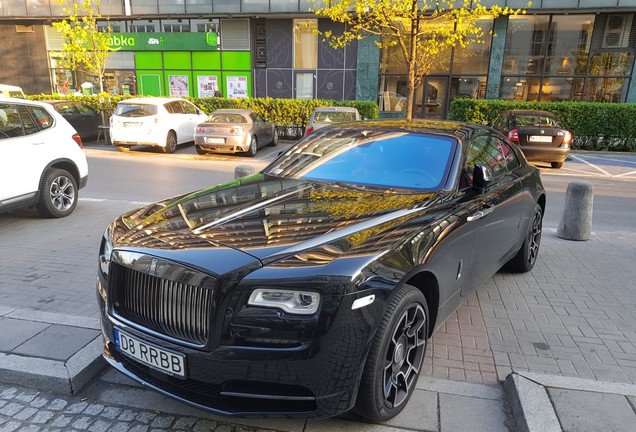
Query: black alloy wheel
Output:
[[506, 203, 543, 272], [354, 284, 429, 421], [195, 145, 207, 155]]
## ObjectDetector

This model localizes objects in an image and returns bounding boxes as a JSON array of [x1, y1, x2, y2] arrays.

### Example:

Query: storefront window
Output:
[[503, 15, 550, 75], [583, 78, 628, 103], [501, 13, 632, 103], [544, 15, 593, 76], [452, 19, 494, 75], [163, 20, 191, 32], [588, 52, 634, 76], [131, 0, 159, 15], [130, 20, 157, 33], [450, 76, 487, 100], [192, 19, 219, 33], [499, 77, 541, 101], [294, 19, 317, 69]]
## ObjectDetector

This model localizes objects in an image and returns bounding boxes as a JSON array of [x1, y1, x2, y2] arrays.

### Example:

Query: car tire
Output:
[[163, 131, 177, 154], [270, 128, 279, 147], [505, 203, 542, 272], [354, 284, 429, 422], [551, 161, 564, 169], [195, 146, 207, 155], [115, 145, 131, 152], [246, 135, 258, 157], [36, 168, 78, 218]]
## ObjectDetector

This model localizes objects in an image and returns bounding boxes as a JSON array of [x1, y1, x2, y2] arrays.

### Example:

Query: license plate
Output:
[[124, 122, 141, 128], [206, 137, 225, 144], [113, 328, 186, 377], [529, 135, 553, 143]]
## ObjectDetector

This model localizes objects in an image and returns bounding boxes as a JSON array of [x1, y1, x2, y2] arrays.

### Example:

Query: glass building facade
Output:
[[0, 0, 635, 116]]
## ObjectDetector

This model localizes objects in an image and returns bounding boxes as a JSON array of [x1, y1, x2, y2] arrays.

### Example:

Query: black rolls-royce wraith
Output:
[[97, 120, 545, 421]]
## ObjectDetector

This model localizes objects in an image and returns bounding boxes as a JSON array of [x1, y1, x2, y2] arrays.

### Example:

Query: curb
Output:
[[504, 372, 561, 432], [0, 336, 107, 395], [0, 309, 107, 395], [504, 371, 636, 432]]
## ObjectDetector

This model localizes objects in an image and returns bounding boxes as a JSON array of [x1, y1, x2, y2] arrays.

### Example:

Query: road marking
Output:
[[81, 197, 151, 206], [569, 154, 613, 177]]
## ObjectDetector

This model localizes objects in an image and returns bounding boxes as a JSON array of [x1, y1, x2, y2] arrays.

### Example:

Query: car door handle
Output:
[[31, 142, 46, 146], [467, 204, 495, 221]]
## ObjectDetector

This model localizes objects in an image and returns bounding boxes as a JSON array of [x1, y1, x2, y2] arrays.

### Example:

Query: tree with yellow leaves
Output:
[[310, 0, 528, 120], [52, 0, 112, 94]]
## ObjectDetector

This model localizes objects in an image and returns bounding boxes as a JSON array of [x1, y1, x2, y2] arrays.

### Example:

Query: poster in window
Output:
[[169, 75, 189, 96], [197, 76, 219, 98], [227, 76, 247, 99]]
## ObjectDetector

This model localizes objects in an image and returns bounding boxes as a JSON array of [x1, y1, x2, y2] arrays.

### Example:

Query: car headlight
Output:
[[99, 229, 114, 276], [248, 289, 320, 315]]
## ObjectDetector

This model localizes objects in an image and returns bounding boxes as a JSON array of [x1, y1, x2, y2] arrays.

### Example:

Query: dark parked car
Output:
[[492, 109, 572, 168], [43, 100, 102, 141], [97, 120, 545, 421]]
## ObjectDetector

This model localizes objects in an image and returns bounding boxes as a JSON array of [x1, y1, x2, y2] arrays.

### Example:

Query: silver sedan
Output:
[[194, 109, 278, 157]]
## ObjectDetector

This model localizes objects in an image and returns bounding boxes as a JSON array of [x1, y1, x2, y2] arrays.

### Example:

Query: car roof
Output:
[[313, 106, 359, 113], [318, 118, 487, 138], [118, 97, 187, 105], [505, 109, 559, 117], [0, 97, 49, 107], [211, 109, 254, 115], [0, 84, 23, 91]]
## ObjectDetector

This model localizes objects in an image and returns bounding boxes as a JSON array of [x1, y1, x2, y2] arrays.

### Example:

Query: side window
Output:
[[18, 105, 39, 135], [492, 116, 506, 130], [75, 103, 96, 116], [57, 103, 76, 116], [0, 104, 25, 138], [495, 138, 520, 171], [169, 101, 184, 114], [28, 106, 54, 131], [465, 135, 509, 181], [180, 101, 197, 114]]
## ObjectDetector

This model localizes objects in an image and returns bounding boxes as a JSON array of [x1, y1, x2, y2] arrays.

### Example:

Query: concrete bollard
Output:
[[557, 181, 593, 241], [234, 165, 256, 179]]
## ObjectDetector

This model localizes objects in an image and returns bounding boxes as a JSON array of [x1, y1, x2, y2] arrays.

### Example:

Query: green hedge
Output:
[[29, 94, 378, 138], [449, 98, 636, 151]]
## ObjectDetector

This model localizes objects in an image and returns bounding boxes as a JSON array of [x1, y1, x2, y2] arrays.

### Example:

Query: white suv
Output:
[[110, 97, 207, 153], [0, 98, 88, 218]]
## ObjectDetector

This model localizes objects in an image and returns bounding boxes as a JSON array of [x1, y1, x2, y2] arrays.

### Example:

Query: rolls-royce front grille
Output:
[[112, 261, 214, 346]]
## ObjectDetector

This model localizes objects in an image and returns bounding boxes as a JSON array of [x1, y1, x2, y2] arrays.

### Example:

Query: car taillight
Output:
[[196, 127, 205, 133], [229, 127, 244, 135], [72, 133, 83, 149], [507, 129, 519, 143], [563, 130, 573, 146], [305, 126, 314, 136]]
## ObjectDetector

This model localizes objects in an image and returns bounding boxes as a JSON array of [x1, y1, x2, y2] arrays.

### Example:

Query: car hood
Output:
[[109, 173, 441, 274]]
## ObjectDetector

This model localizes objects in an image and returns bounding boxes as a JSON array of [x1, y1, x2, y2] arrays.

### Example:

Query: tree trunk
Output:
[[406, 64, 416, 121]]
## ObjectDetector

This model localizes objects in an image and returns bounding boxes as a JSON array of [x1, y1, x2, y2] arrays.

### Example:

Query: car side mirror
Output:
[[472, 165, 491, 191]]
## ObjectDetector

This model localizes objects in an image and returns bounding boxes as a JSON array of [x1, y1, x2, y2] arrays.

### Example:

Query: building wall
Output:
[[0, 24, 50, 94]]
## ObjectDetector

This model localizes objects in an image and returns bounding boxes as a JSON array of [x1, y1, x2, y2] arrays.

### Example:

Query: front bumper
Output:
[[99, 286, 378, 418]]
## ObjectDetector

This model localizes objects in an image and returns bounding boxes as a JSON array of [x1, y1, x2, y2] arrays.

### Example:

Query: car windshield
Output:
[[114, 104, 158, 117], [313, 111, 357, 124], [207, 114, 247, 123], [513, 114, 562, 128], [265, 129, 455, 191]]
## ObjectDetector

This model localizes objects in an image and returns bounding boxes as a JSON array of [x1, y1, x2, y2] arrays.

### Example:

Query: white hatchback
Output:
[[0, 97, 88, 218], [110, 97, 207, 153]]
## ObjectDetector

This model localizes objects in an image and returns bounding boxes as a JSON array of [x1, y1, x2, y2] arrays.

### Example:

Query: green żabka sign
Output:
[[109, 32, 219, 51]]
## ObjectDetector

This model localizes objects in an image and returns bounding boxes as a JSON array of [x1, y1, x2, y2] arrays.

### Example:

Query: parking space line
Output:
[[569, 154, 613, 177]]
